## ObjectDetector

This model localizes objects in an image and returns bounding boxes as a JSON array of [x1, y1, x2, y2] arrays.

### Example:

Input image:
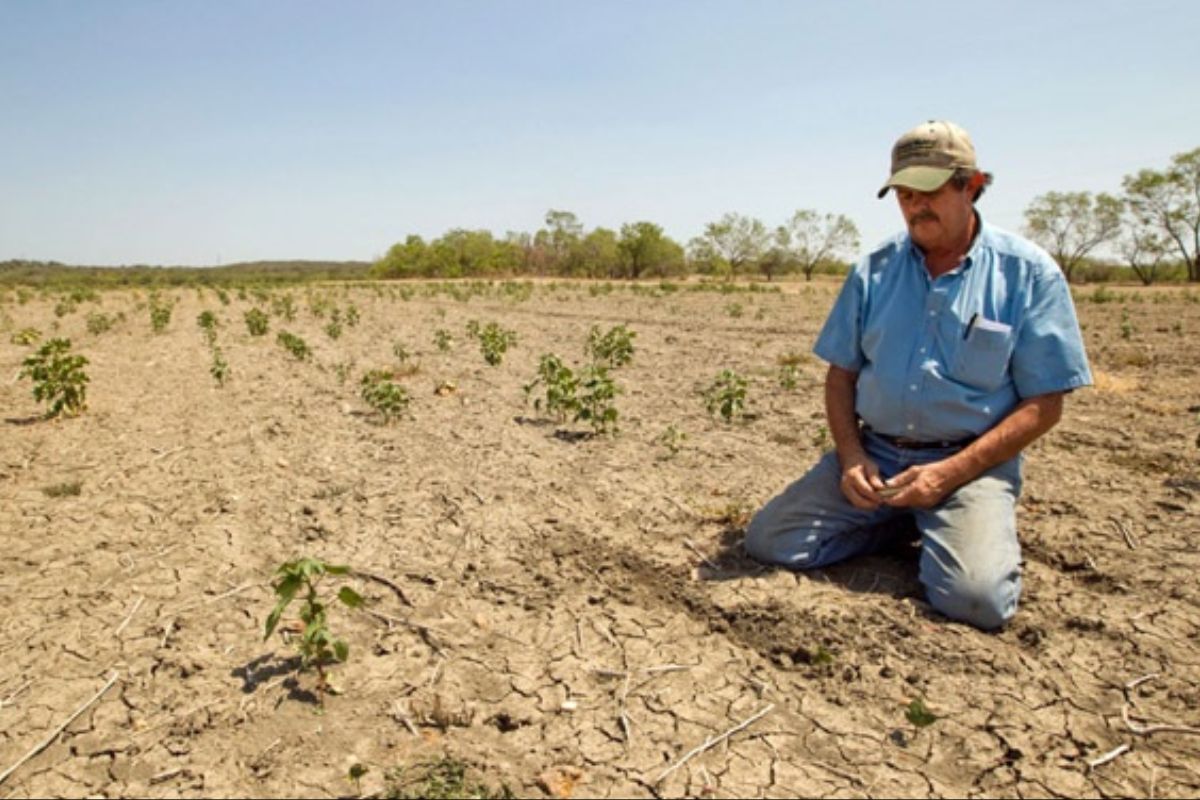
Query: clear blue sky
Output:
[[2, 0, 1197, 266]]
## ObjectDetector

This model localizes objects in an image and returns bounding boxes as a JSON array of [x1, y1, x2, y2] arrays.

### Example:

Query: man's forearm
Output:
[[824, 365, 866, 465], [942, 392, 1064, 487]]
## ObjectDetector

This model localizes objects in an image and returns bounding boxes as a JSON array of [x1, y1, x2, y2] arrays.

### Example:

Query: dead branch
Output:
[[1122, 704, 1200, 737], [1087, 743, 1131, 770], [0, 671, 120, 787], [654, 703, 775, 786], [114, 595, 144, 637], [1109, 516, 1137, 550], [352, 569, 414, 607], [683, 539, 719, 571]]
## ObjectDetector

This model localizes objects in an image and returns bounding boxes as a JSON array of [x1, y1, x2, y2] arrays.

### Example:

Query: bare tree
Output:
[[1123, 147, 1200, 282]]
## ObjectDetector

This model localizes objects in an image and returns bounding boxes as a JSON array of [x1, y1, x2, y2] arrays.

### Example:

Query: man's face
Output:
[[895, 180, 975, 254]]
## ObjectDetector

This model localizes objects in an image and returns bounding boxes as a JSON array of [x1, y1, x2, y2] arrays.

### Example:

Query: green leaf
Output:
[[338, 586, 364, 608], [906, 698, 938, 728], [324, 564, 350, 575], [333, 639, 349, 662], [348, 763, 368, 781]]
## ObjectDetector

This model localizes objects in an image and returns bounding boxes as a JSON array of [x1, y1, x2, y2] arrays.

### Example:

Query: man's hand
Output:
[[840, 454, 889, 510], [879, 461, 959, 509]]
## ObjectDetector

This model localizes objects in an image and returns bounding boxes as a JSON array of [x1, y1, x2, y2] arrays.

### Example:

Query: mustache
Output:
[[908, 211, 939, 225]]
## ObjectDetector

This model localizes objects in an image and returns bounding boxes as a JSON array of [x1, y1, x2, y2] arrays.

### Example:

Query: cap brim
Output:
[[876, 166, 955, 199]]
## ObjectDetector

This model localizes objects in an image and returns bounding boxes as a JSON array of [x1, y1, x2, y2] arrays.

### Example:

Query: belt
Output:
[[865, 427, 975, 450]]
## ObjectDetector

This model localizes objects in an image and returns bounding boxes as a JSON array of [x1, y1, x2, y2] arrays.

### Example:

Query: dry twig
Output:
[[1122, 704, 1200, 738], [1087, 743, 1131, 770], [0, 671, 120, 787], [353, 569, 414, 607], [1109, 516, 1138, 550], [114, 595, 144, 636], [654, 703, 775, 786]]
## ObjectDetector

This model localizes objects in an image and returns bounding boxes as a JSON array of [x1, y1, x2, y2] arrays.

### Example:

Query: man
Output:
[[744, 120, 1091, 630]]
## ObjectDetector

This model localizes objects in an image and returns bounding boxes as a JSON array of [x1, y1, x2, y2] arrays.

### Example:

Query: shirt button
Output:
[[919, 347, 926, 354], [910, 384, 917, 391], [928, 310, 936, 317], [907, 423, 915, 431]]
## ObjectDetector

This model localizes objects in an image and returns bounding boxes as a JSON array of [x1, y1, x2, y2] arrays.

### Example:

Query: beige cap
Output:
[[878, 120, 977, 198]]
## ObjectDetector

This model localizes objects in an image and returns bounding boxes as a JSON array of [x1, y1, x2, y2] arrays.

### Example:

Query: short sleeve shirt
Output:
[[813, 217, 1092, 442]]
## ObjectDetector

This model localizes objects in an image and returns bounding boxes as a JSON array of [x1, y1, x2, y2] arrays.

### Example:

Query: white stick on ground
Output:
[[1122, 705, 1200, 737], [0, 671, 120, 787], [114, 595, 144, 636], [654, 703, 775, 786], [1087, 743, 1130, 770]]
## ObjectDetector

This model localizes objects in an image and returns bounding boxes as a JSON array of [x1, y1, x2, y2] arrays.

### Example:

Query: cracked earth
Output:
[[1, 280, 1198, 797]]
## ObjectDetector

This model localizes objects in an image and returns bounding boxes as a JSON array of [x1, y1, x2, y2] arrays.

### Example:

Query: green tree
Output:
[[579, 227, 621, 278], [372, 235, 428, 279], [777, 210, 860, 282], [617, 222, 684, 279], [700, 213, 770, 277], [1122, 147, 1200, 282], [1023, 191, 1123, 282]]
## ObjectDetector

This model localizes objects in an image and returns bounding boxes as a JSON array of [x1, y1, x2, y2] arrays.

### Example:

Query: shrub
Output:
[[86, 312, 115, 335], [360, 369, 410, 423], [704, 369, 747, 422], [12, 327, 41, 346], [149, 296, 172, 333], [244, 308, 270, 336], [476, 322, 517, 367], [20, 338, 89, 417], [277, 331, 312, 361], [585, 324, 636, 368]]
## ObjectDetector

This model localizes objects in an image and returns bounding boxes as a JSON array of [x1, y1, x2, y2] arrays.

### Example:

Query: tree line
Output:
[[369, 210, 860, 282], [1024, 146, 1199, 284]]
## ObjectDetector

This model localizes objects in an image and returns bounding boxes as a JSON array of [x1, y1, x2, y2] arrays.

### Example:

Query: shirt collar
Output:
[[905, 210, 987, 278]]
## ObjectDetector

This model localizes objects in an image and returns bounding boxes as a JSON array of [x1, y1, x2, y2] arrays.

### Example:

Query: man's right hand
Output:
[[839, 455, 888, 510]]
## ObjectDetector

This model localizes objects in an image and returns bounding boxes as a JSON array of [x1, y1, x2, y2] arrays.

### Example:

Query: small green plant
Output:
[[348, 763, 369, 796], [812, 424, 830, 449], [576, 364, 620, 435], [385, 757, 510, 800], [325, 317, 343, 340], [12, 327, 41, 345], [197, 310, 219, 345], [704, 369, 747, 422], [53, 298, 78, 318], [433, 329, 453, 352], [393, 341, 411, 364], [277, 331, 312, 361], [778, 364, 800, 391], [149, 296, 172, 333], [585, 324, 636, 368], [271, 293, 297, 321], [42, 481, 83, 498], [85, 312, 115, 335], [345, 304, 360, 327], [20, 338, 89, 418], [244, 308, 270, 336], [361, 370, 410, 423], [525, 354, 579, 421], [1120, 309, 1135, 340], [905, 698, 938, 729], [656, 424, 687, 459], [263, 557, 363, 706], [210, 347, 230, 386], [476, 322, 517, 367], [215, 287, 231, 306], [725, 301, 744, 318], [334, 360, 356, 385]]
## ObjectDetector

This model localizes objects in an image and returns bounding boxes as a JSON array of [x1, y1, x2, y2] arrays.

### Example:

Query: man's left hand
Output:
[[880, 462, 960, 508]]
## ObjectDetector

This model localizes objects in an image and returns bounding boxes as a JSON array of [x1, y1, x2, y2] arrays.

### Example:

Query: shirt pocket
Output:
[[951, 319, 1013, 391]]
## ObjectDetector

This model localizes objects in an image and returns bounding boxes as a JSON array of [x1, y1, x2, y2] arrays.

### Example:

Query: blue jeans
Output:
[[744, 431, 1023, 630]]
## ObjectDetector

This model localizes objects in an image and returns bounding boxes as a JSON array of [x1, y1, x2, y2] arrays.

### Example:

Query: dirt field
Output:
[[1, 279, 1198, 798]]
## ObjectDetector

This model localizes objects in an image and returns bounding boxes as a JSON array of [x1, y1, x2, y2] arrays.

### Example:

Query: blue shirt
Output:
[[814, 217, 1092, 442]]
